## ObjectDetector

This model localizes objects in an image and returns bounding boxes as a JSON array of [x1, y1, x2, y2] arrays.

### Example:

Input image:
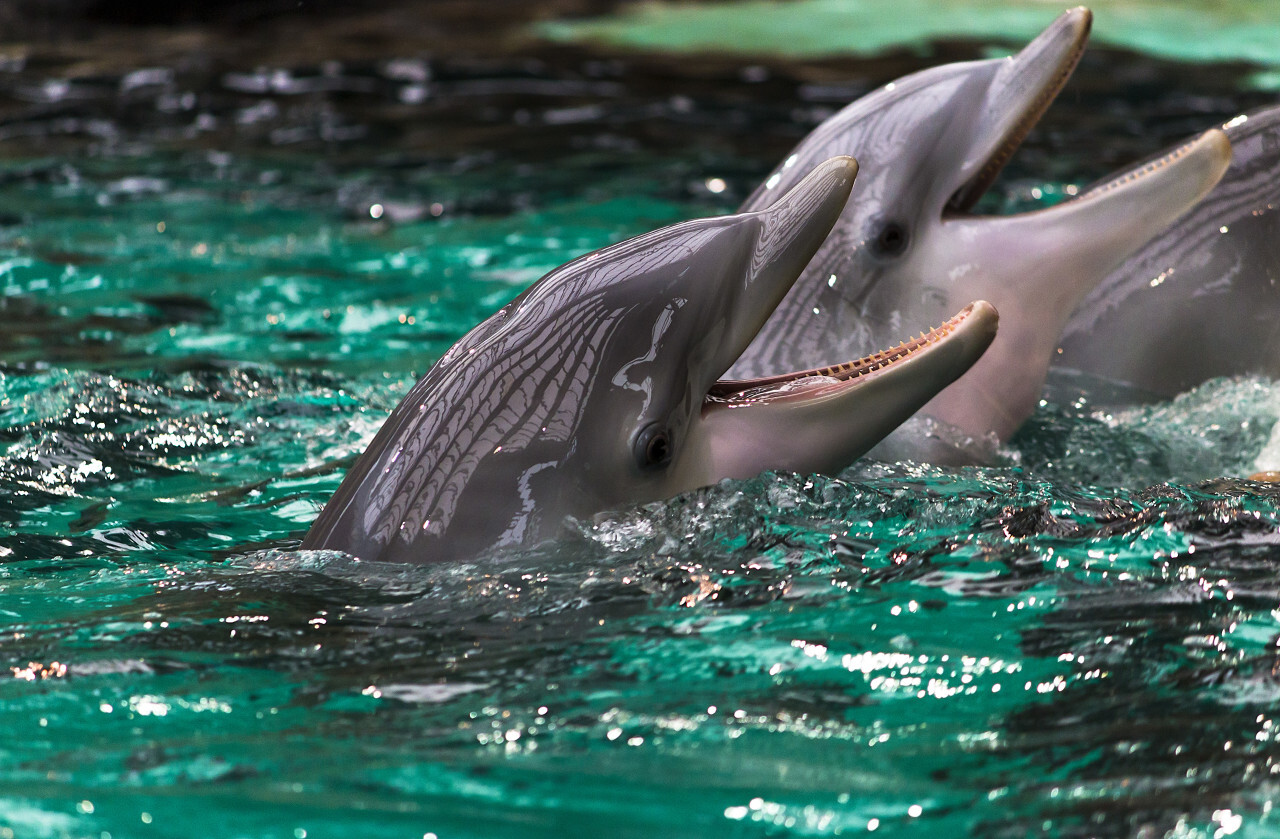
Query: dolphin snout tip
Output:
[[764, 155, 859, 224], [825, 154, 860, 197], [1067, 7, 1092, 31], [1180, 128, 1233, 198], [964, 300, 1000, 344], [1200, 127, 1233, 166], [1055, 7, 1092, 36], [1025, 6, 1091, 57], [814, 154, 859, 189], [830, 154, 858, 173]]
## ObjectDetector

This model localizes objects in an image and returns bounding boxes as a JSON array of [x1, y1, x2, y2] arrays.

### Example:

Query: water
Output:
[[4, 5, 1280, 837], [539, 0, 1280, 72]]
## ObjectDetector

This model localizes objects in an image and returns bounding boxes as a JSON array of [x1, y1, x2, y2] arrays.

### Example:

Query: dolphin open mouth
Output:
[[945, 7, 1092, 214], [689, 301, 998, 480], [940, 6, 1229, 235], [707, 302, 996, 408], [679, 156, 999, 483]]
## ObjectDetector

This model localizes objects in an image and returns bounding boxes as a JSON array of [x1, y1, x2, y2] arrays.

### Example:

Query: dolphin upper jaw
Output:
[[946, 7, 1092, 213], [712, 156, 861, 381]]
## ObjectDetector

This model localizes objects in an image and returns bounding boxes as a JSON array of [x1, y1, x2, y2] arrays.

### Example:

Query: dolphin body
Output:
[[304, 158, 998, 564], [1057, 106, 1280, 397], [727, 7, 1231, 460]]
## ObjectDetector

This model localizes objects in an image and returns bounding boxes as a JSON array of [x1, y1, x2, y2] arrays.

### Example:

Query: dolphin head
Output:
[[734, 7, 1231, 442], [304, 157, 997, 563]]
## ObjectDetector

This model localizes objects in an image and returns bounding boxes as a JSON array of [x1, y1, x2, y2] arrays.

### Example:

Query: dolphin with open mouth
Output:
[[303, 157, 997, 564], [1058, 105, 1280, 398], [727, 7, 1231, 459]]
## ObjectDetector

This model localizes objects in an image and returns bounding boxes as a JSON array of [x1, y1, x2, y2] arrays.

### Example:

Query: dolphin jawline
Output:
[[691, 300, 999, 483], [708, 302, 994, 408]]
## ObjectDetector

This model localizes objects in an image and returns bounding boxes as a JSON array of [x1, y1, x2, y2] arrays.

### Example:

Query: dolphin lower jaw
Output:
[[1074, 129, 1231, 207], [708, 303, 990, 405], [686, 301, 998, 482], [946, 7, 1092, 214], [973, 128, 1231, 314], [930, 128, 1230, 321], [917, 129, 1230, 441]]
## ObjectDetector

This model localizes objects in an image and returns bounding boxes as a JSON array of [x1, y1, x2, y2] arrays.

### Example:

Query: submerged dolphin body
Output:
[[304, 158, 998, 564], [1058, 107, 1280, 396], [727, 7, 1231, 458]]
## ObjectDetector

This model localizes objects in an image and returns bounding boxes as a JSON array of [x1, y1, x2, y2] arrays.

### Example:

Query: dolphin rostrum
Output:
[[303, 157, 998, 564], [727, 7, 1231, 458], [1057, 106, 1280, 398]]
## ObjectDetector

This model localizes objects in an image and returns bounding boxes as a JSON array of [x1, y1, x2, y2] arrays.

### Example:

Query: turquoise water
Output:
[[4, 10, 1280, 839], [538, 0, 1280, 74]]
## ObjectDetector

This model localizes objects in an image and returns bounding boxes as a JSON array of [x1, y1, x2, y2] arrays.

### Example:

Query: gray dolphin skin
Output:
[[727, 7, 1231, 456], [303, 157, 998, 564], [1057, 106, 1280, 397]]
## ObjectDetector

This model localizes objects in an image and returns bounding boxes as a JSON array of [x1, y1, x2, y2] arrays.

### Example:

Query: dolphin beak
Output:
[[947, 6, 1092, 212], [692, 302, 999, 483], [674, 157, 999, 486], [975, 128, 1231, 306], [715, 155, 859, 376]]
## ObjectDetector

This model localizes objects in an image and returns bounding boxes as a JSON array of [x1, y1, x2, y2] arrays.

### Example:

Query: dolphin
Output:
[[726, 7, 1231, 458], [1057, 106, 1280, 397], [302, 157, 998, 564]]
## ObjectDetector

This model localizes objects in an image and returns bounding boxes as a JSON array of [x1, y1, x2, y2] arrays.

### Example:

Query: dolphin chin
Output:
[[728, 7, 1230, 458], [303, 156, 996, 564]]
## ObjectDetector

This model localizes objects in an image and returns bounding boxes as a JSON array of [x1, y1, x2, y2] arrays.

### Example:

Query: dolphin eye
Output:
[[633, 423, 672, 471], [871, 221, 909, 258]]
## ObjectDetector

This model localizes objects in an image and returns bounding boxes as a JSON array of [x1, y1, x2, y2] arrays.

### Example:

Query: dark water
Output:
[[4, 4, 1280, 837]]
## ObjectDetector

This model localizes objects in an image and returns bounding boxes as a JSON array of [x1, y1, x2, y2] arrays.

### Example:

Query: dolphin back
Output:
[[302, 265, 644, 564]]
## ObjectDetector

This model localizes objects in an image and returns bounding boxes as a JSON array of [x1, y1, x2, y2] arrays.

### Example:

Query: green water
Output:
[[4, 148, 1280, 839], [3, 7, 1280, 839], [537, 0, 1280, 74]]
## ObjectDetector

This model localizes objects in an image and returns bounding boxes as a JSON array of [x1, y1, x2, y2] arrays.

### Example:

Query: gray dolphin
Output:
[[1057, 106, 1280, 397], [303, 157, 997, 564], [727, 7, 1231, 457]]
